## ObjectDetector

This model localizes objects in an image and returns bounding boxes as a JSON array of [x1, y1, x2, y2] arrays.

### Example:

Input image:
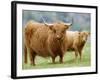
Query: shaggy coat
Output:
[[65, 31, 90, 61], [24, 21, 71, 65]]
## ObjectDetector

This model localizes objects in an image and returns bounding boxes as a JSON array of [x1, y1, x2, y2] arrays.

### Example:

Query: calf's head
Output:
[[79, 31, 90, 42], [46, 22, 71, 40]]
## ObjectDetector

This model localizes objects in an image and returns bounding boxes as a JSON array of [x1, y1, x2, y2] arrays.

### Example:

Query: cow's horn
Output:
[[65, 23, 72, 26], [66, 17, 74, 26], [44, 23, 53, 27]]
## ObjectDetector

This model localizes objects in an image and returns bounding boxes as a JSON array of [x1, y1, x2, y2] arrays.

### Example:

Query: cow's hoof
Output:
[[30, 63, 35, 66]]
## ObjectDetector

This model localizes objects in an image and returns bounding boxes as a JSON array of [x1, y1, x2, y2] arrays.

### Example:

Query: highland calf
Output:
[[65, 31, 90, 61], [24, 21, 72, 65]]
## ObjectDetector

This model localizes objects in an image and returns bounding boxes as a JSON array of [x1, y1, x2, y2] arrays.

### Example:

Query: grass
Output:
[[22, 43, 91, 69]]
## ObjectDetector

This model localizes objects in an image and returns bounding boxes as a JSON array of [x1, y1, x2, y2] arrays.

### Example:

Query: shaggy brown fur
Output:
[[24, 21, 46, 63], [24, 21, 71, 65], [65, 31, 90, 61]]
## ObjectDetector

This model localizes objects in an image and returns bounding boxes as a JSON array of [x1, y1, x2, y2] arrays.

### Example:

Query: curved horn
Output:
[[43, 22, 54, 27], [44, 22, 48, 26], [69, 17, 74, 26], [41, 15, 47, 24], [65, 18, 74, 26], [40, 15, 53, 27], [65, 23, 72, 26]]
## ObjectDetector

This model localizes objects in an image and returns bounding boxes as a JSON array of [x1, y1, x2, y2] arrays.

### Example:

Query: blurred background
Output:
[[22, 10, 91, 31]]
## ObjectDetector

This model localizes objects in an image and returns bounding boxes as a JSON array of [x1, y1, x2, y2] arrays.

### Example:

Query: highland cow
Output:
[[24, 21, 72, 65], [65, 31, 90, 61]]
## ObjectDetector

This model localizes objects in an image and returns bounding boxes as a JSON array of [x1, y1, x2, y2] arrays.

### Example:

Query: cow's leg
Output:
[[31, 51, 36, 66], [52, 56, 56, 64], [79, 50, 82, 61], [51, 53, 57, 64], [59, 53, 64, 63], [29, 48, 36, 66], [24, 45, 27, 63], [74, 47, 78, 61], [75, 51, 78, 61], [49, 50, 56, 64]]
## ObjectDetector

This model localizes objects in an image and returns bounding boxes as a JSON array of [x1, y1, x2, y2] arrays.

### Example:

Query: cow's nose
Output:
[[83, 38, 87, 41], [56, 35, 61, 40]]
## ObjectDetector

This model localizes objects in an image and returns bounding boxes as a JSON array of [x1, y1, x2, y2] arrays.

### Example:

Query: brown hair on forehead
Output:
[[82, 31, 90, 36], [53, 22, 69, 31]]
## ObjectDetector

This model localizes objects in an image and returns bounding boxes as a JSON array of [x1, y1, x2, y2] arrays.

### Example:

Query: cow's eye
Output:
[[62, 30, 65, 33], [53, 29, 56, 33]]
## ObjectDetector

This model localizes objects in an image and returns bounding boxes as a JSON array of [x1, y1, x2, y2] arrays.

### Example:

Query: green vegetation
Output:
[[22, 43, 91, 69]]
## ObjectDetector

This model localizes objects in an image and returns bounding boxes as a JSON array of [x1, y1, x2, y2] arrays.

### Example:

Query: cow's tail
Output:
[[24, 44, 27, 63], [24, 21, 36, 64]]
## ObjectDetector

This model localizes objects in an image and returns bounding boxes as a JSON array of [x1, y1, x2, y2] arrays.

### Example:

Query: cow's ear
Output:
[[78, 32, 80, 35], [44, 23, 53, 29], [64, 25, 70, 30], [46, 24, 54, 30], [85, 32, 90, 36], [49, 25, 53, 30], [78, 32, 81, 36], [88, 32, 90, 35]]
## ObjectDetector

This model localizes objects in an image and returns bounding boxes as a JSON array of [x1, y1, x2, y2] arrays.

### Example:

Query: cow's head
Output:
[[79, 31, 90, 42], [45, 22, 71, 40]]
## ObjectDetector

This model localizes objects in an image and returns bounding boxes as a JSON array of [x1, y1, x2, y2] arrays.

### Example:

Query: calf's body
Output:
[[65, 31, 90, 61]]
